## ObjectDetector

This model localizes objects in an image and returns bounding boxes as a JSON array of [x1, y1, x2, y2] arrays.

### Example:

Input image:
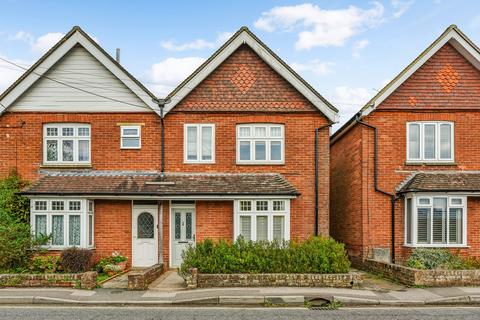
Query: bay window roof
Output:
[[398, 172, 480, 193]]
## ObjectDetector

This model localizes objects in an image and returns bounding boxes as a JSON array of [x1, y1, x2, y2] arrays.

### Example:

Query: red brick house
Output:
[[330, 25, 480, 265], [0, 26, 337, 268]]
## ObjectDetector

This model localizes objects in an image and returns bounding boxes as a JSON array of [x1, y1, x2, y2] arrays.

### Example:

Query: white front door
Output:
[[132, 205, 158, 268], [170, 207, 195, 267]]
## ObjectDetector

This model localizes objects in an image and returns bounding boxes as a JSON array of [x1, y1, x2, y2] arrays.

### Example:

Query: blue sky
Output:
[[1, 0, 480, 129]]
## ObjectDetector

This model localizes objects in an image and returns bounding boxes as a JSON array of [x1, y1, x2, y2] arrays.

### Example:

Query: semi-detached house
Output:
[[0, 26, 337, 268]]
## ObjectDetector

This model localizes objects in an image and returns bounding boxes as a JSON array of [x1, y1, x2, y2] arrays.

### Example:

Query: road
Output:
[[1, 306, 480, 320]]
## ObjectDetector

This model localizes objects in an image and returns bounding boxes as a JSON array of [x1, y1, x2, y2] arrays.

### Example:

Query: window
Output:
[[43, 124, 91, 165], [407, 122, 454, 162], [234, 200, 290, 242], [405, 195, 466, 247], [121, 125, 141, 149], [184, 124, 215, 163], [31, 199, 94, 249], [237, 124, 284, 164]]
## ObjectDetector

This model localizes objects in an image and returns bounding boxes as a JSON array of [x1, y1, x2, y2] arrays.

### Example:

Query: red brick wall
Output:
[[331, 42, 480, 262], [0, 112, 161, 181]]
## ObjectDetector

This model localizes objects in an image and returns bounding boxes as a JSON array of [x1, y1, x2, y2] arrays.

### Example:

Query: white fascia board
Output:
[[361, 29, 480, 117], [24, 194, 298, 200], [164, 31, 338, 123], [0, 31, 159, 115]]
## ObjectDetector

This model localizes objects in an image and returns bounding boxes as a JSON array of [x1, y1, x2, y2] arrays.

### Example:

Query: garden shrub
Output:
[[407, 248, 457, 269], [95, 252, 128, 273], [30, 256, 60, 273], [0, 170, 30, 223], [60, 248, 93, 273], [179, 237, 350, 278]]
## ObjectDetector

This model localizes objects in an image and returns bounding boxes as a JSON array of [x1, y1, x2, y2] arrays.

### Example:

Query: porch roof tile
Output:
[[397, 171, 480, 193], [20, 171, 299, 197]]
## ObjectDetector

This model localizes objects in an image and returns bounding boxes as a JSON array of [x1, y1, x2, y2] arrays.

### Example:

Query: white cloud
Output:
[[161, 31, 234, 52], [147, 57, 205, 96], [8, 31, 33, 43], [330, 86, 374, 130], [352, 39, 370, 58], [31, 32, 65, 54], [254, 2, 384, 50], [291, 60, 333, 76], [0, 54, 31, 94], [391, 0, 414, 18]]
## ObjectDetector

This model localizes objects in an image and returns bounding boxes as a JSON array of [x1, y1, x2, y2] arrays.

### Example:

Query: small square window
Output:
[[78, 127, 90, 136], [451, 198, 463, 205], [69, 201, 81, 211], [34, 201, 47, 211], [270, 127, 282, 137], [121, 126, 141, 149], [256, 200, 268, 211], [52, 201, 65, 211], [240, 201, 252, 211], [46, 128, 58, 136], [62, 128, 74, 136], [255, 127, 267, 137], [273, 200, 285, 211], [418, 198, 430, 205], [239, 127, 251, 138]]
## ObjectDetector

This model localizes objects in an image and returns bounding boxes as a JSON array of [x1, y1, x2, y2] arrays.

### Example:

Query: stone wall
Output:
[[185, 268, 362, 289], [128, 263, 164, 290], [0, 271, 97, 289], [364, 259, 480, 286]]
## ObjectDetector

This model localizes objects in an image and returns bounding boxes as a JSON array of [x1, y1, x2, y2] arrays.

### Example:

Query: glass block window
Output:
[[43, 124, 91, 164]]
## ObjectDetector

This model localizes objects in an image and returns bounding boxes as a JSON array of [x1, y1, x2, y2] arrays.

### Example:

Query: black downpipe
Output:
[[155, 99, 167, 177], [314, 124, 332, 236], [355, 115, 398, 263]]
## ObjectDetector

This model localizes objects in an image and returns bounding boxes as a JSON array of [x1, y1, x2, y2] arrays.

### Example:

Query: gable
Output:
[[174, 44, 317, 113], [379, 42, 480, 110], [9, 45, 151, 113]]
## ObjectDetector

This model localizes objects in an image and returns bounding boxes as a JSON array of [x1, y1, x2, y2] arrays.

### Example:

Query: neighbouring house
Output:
[[330, 24, 480, 265], [0, 26, 338, 268]]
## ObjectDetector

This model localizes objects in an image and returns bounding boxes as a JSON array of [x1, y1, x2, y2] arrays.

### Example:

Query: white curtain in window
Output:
[[52, 215, 64, 246], [69, 215, 81, 246]]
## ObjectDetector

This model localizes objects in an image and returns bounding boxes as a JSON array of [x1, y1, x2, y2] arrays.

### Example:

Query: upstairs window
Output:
[[407, 122, 454, 162], [237, 124, 284, 164], [121, 125, 141, 149], [43, 124, 91, 165], [184, 124, 215, 163]]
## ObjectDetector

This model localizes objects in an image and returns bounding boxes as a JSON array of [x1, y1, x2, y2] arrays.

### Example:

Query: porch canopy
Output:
[[20, 170, 299, 199], [397, 171, 480, 194]]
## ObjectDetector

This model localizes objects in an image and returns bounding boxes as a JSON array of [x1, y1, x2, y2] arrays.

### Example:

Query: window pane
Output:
[[256, 200, 268, 211], [451, 198, 463, 205], [78, 127, 90, 136], [52, 201, 64, 211], [418, 198, 430, 205], [406, 198, 412, 244], [417, 208, 431, 244], [201, 126, 213, 161], [175, 212, 181, 240], [255, 127, 266, 137], [78, 140, 90, 160], [69, 215, 81, 246], [432, 198, 447, 244], [62, 128, 74, 136], [271, 141, 282, 161], [46, 127, 58, 136], [271, 127, 282, 137], [424, 124, 436, 159], [187, 126, 198, 160], [273, 216, 285, 241], [440, 124, 452, 159], [122, 128, 138, 136], [122, 137, 140, 148], [239, 127, 250, 137], [46, 140, 58, 161], [256, 216, 268, 241], [273, 201, 285, 211], [408, 124, 420, 159], [239, 141, 251, 160], [35, 215, 47, 238], [52, 215, 64, 246], [35, 201, 47, 211], [69, 201, 81, 211], [240, 216, 251, 241], [240, 201, 251, 211], [449, 208, 462, 244], [62, 140, 74, 161], [186, 212, 193, 240], [137, 212, 154, 239], [255, 141, 266, 160], [88, 214, 93, 246]]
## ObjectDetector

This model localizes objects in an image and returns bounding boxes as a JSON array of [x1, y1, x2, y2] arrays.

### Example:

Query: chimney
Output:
[[115, 48, 121, 63]]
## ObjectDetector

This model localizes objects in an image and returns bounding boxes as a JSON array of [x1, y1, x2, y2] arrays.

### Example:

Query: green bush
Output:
[[30, 256, 60, 273], [179, 237, 350, 278], [407, 248, 457, 270], [60, 248, 93, 273], [95, 253, 128, 273], [0, 171, 30, 223]]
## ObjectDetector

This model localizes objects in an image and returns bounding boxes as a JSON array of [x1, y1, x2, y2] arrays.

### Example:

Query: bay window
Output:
[[237, 124, 284, 164], [234, 199, 290, 241], [31, 199, 95, 249], [407, 122, 454, 162], [184, 124, 215, 163], [43, 124, 91, 165], [405, 195, 466, 247]]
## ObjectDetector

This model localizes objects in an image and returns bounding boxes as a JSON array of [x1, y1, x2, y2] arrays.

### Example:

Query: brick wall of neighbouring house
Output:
[[330, 42, 480, 262], [0, 112, 161, 181]]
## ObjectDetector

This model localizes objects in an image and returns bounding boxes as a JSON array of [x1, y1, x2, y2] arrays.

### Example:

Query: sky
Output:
[[1, 0, 480, 130]]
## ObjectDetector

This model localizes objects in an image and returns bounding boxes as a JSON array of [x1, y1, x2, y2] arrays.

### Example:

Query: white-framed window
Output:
[[234, 199, 290, 242], [404, 195, 466, 247], [237, 124, 284, 164], [120, 125, 141, 149], [31, 199, 95, 249], [43, 123, 91, 165], [407, 122, 454, 163], [184, 124, 215, 163]]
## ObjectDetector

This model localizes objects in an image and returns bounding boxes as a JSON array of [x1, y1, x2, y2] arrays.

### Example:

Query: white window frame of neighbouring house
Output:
[[30, 199, 94, 249], [236, 124, 285, 164], [184, 124, 215, 163], [233, 199, 290, 242], [404, 194, 467, 248], [406, 122, 454, 163], [43, 123, 91, 165], [120, 125, 141, 149]]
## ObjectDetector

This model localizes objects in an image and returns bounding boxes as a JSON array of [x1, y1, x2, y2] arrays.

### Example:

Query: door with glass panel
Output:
[[170, 208, 195, 267], [132, 206, 158, 267]]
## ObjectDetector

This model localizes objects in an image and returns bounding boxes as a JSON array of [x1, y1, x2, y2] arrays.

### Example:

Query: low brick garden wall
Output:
[[364, 259, 480, 286], [128, 263, 164, 290], [0, 271, 97, 289], [185, 268, 362, 289]]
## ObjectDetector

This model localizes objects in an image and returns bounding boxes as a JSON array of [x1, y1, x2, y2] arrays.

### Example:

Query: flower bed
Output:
[[0, 271, 97, 289]]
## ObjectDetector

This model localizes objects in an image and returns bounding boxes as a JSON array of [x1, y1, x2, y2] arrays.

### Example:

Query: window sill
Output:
[[40, 164, 93, 169], [403, 244, 469, 248], [184, 161, 216, 165], [236, 162, 285, 166], [404, 161, 456, 166]]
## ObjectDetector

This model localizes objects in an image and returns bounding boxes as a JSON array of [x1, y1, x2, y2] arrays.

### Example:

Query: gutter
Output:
[[355, 115, 398, 264], [314, 123, 332, 236], [154, 98, 168, 177]]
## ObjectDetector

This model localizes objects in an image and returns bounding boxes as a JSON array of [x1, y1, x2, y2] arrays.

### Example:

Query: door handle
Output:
[[178, 241, 188, 244]]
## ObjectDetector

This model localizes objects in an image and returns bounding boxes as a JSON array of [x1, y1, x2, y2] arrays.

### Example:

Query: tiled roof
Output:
[[397, 171, 480, 193], [21, 171, 299, 197]]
